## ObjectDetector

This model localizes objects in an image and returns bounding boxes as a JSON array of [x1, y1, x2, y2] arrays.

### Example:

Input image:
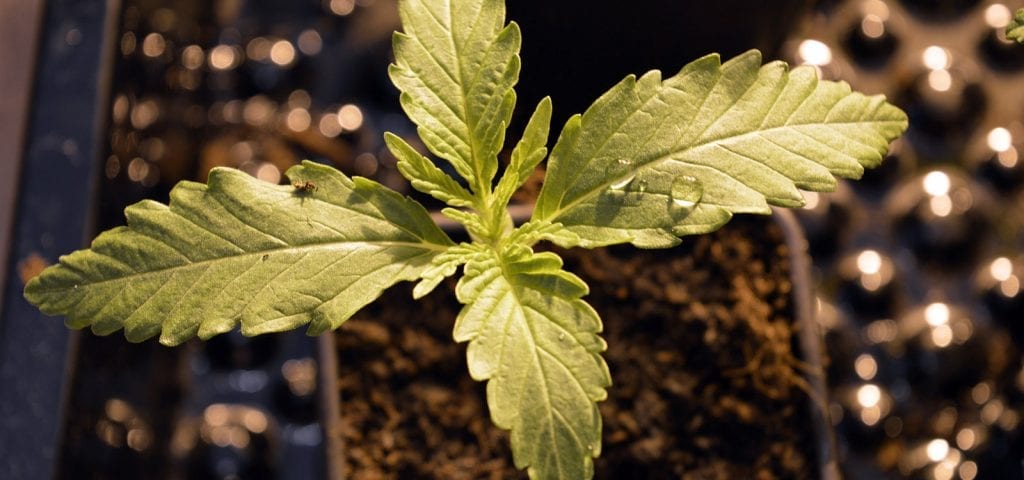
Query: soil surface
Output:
[[334, 215, 819, 479]]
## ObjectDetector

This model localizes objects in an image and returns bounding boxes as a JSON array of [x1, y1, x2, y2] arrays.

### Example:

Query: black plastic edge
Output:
[[0, 0, 121, 477], [318, 332, 345, 480], [771, 206, 842, 480]]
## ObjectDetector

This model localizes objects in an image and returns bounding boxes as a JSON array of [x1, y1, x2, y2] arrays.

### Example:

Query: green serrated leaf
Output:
[[455, 248, 611, 480], [506, 220, 575, 249], [533, 50, 908, 248], [413, 242, 485, 299], [390, 0, 521, 195], [494, 96, 553, 209], [23, 161, 452, 345], [440, 207, 490, 240], [385, 132, 476, 208], [1009, 8, 1024, 42]]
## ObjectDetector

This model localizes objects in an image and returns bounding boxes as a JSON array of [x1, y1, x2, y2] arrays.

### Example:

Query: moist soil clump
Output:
[[334, 215, 819, 479]]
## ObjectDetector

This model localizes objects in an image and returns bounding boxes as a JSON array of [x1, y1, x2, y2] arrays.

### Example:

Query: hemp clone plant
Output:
[[24, 0, 907, 478]]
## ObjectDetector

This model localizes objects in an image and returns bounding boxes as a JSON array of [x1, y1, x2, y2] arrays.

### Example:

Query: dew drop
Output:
[[670, 176, 703, 214], [558, 332, 566, 341], [610, 175, 635, 191], [607, 159, 636, 191]]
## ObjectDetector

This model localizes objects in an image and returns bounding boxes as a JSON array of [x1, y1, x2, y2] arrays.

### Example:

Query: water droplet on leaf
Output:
[[607, 159, 636, 192], [671, 176, 703, 214], [610, 175, 635, 191]]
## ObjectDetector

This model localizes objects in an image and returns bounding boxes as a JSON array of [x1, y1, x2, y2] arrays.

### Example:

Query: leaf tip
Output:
[[198, 320, 235, 341], [743, 48, 763, 61], [538, 95, 552, 107], [158, 333, 185, 347], [21, 275, 43, 302], [503, 20, 522, 39], [205, 166, 242, 185], [124, 327, 158, 344]]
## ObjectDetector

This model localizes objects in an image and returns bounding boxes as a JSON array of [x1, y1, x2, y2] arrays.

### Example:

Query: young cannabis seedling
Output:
[[25, 0, 907, 478]]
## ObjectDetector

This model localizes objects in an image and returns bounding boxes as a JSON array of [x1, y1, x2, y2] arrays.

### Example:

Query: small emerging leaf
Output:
[[413, 242, 485, 299], [534, 50, 908, 248], [494, 96, 553, 209], [386, 132, 476, 208], [441, 207, 489, 240], [24, 162, 452, 345], [507, 220, 576, 249], [455, 248, 611, 480]]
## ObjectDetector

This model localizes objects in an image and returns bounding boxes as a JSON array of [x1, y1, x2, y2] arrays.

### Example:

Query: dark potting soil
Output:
[[333, 215, 818, 479]]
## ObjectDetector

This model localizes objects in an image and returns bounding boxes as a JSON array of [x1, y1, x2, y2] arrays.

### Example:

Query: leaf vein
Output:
[[212, 193, 290, 247]]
